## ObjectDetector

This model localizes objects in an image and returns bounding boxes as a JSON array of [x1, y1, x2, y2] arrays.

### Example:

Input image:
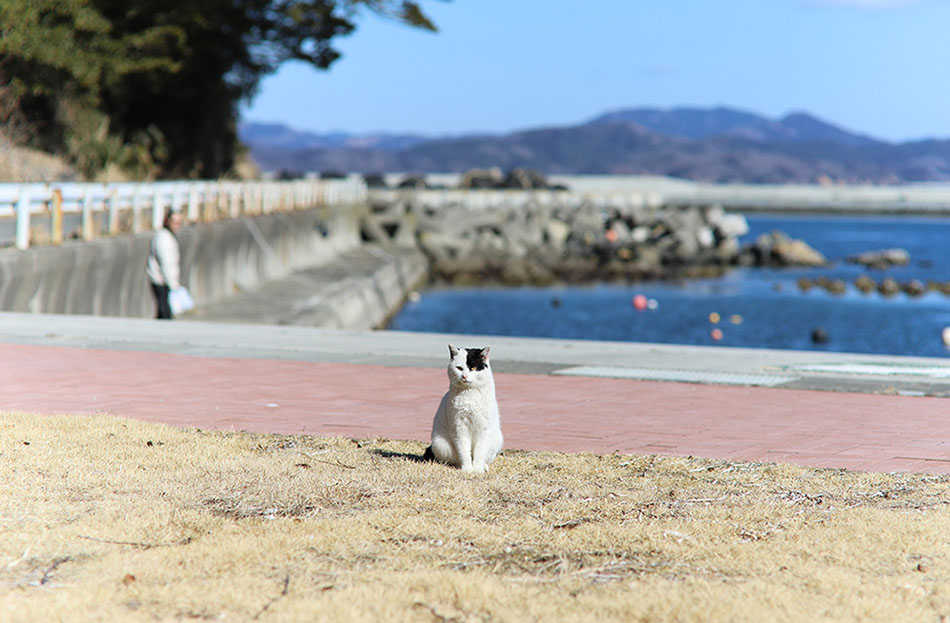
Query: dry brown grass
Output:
[[3, 412, 950, 622]]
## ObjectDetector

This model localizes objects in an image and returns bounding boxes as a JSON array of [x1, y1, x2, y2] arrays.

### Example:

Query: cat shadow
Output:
[[371, 448, 433, 464]]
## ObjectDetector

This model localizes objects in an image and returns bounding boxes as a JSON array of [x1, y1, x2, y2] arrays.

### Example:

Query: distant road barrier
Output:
[[0, 179, 368, 250]]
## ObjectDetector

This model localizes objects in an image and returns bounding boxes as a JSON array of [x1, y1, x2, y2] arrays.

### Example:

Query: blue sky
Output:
[[241, 0, 950, 142]]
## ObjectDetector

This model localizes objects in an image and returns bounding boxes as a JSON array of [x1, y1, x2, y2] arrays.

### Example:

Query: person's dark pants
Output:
[[150, 283, 173, 320]]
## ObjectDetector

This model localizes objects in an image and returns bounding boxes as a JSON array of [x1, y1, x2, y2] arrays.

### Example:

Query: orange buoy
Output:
[[711, 328, 724, 341], [632, 294, 648, 311]]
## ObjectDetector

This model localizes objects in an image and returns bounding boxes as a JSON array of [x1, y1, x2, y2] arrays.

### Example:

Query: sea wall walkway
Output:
[[187, 244, 428, 330], [0, 206, 363, 317], [0, 179, 369, 318]]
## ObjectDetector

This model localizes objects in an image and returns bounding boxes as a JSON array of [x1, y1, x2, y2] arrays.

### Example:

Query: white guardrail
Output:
[[0, 179, 368, 250]]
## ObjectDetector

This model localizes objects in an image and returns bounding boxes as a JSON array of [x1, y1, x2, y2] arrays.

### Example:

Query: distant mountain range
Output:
[[239, 106, 950, 184]]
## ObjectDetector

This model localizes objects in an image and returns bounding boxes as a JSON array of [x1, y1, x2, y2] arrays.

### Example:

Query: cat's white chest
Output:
[[446, 387, 496, 428]]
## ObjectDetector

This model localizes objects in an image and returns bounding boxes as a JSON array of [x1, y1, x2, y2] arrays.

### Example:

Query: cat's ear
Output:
[[481, 346, 491, 362], [448, 344, 459, 359]]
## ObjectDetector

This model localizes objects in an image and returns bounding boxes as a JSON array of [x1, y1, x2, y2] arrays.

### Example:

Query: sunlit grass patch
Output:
[[3, 412, 950, 622]]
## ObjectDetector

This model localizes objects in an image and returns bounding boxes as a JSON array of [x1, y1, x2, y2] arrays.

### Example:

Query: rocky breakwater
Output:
[[362, 190, 815, 285]]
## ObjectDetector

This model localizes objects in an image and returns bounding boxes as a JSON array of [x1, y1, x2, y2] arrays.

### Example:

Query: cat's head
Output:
[[447, 344, 492, 388]]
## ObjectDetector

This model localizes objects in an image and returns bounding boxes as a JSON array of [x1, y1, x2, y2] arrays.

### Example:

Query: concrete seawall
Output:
[[418, 174, 950, 214], [187, 244, 429, 330], [0, 205, 363, 318]]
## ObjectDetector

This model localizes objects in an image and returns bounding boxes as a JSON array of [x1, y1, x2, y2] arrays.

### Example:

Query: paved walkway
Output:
[[3, 312, 950, 474]]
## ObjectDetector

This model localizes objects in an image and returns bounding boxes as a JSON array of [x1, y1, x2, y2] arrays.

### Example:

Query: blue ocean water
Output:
[[389, 214, 950, 358]]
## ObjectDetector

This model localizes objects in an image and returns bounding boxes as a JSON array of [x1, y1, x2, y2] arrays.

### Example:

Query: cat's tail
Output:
[[422, 445, 436, 462]]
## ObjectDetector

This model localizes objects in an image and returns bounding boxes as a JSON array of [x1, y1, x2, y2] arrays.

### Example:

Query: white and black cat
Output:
[[423, 345, 503, 473]]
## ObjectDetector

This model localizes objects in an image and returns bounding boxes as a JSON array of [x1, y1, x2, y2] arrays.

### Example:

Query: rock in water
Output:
[[848, 248, 910, 269]]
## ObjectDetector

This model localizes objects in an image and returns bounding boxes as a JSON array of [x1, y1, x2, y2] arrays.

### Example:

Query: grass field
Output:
[[3, 411, 950, 622]]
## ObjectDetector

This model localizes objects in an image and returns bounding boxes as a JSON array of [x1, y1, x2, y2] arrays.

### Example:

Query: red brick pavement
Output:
[[3, 342, 950, 474]]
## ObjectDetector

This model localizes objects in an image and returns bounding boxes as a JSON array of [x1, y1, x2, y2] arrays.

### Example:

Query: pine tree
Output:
[[0, 1, 439, 179]]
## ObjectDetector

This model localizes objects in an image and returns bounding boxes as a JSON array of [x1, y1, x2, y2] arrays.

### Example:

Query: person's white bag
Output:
[[169, 287, 195, 315]]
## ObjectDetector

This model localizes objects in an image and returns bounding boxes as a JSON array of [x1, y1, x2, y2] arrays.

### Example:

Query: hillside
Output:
[[0, 132, 76, 182], [240, 107, 950, 184]]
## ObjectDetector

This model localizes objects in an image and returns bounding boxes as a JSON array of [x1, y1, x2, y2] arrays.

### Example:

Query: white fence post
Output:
[[15, 189, 31, 250], [132, 190, 143, 234], [228, 183, 239, 218], [81, 189, 95, 240], [152, 188, 164, 230], [187, 186, 199, 222]]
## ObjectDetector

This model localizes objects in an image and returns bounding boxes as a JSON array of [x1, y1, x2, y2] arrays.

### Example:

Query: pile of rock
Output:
[[458, 167, 566, 190], [847, 248, 910, 269], [363, 190, 824, 284], [374, 168, 566, 191], [543, 203, 753, 282], [738, 230, 827, 267]]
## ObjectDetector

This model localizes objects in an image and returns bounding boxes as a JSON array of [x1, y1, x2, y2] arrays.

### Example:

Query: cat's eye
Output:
[[456, 366, 464, 371]]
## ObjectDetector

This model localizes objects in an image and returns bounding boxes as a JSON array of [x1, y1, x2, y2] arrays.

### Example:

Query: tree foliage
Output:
[[0, 1, 439, 179]]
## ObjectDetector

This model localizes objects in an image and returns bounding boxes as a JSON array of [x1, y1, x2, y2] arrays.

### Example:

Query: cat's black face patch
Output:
[[465, 348, 488, 371]]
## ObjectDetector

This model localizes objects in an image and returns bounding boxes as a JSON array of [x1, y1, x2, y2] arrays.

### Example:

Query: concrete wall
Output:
[[0, 205, 363, 317], [382, 175, 950, 214]]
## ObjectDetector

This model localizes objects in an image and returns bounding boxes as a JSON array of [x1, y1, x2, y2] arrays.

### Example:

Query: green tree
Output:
[[0, 1, 440, 179], [0, 0, 182, 176]]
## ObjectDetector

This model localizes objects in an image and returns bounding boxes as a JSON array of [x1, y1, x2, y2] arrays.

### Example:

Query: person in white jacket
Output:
[[146, 209, 183, 319]]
